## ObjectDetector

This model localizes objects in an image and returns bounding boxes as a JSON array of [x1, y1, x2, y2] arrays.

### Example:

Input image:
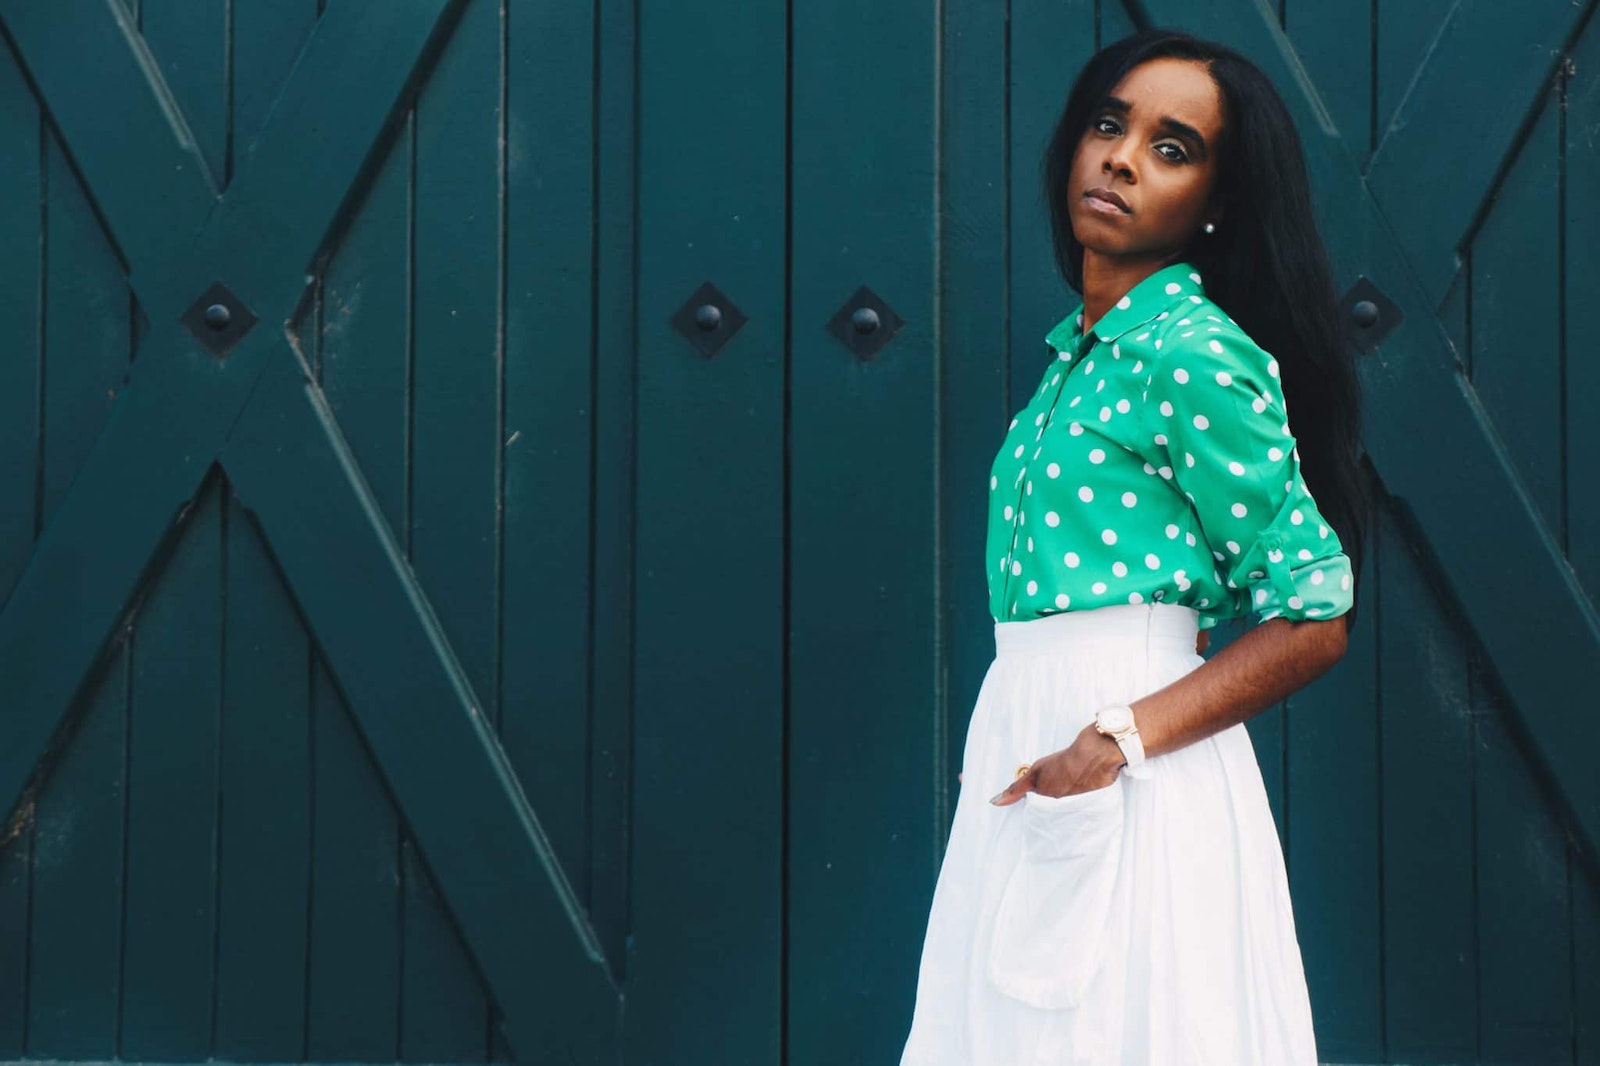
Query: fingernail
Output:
[[989, 792, 1006, 805]]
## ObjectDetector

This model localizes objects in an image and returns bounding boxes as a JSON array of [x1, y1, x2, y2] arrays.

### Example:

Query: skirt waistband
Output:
[[993, 601, 1200, 658]]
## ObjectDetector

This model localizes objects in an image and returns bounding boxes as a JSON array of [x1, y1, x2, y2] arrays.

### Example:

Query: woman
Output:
[[899, 27, 1370, 1066]]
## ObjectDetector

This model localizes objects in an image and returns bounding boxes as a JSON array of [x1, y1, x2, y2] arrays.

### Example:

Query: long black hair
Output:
[[1042, 27, 1371, 630]]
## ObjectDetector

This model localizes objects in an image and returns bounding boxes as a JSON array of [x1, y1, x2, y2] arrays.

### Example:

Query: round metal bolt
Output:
[[851, 306, 880, 334], [695, 304, 722, 331], [1351, 300, 1379, 328], [204, 303, 232, 331]]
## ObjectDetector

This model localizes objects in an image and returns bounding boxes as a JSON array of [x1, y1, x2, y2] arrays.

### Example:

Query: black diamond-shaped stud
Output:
[[670, 281, 747, 358], [1339, 275, 1402, 355], [180, 281, 259, 358], [826, 285, 904, 360]]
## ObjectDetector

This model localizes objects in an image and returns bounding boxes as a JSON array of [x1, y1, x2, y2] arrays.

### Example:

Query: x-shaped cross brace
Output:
[[0, 0, 619, 1058]]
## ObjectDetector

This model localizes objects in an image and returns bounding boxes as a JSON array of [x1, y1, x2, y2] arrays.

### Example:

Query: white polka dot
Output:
[[1227, 460, 1246, 476], [1004, 505, 1013, 520], [1143, 462, 1156, 475], [1145, 553, 1161, 569], [1084, 360, 1095, 374], [1046, 462, 1061, 478], [1116, 398, 1131, 414], [1026, 481, 1033, 495], [1158, 466, 1173, 479], [1117, 295, 1132, 309], [1185, 532, 1196, 546], [1185, 453, 1196, 467], [1011, 560, 1021, 575], [1159, 401, 1174, 417], [1173, 367, 1189, 384], [1252, 396, 1267, 413], [1165, 282, 1182, 295], [1267, 447, 1283, 462], [1341, 573, 1351, 591], [1064, 552, 1080, 568], [1069, 422, 1085, 435], [1027, 537, 1033, 552], [1014, 444, 1024, 457], [1035, 412, 1045, 426], [1310, 570, 1325, 585], [1193, 414, 1209, 430], [990, 475, 998, 490], [1268, 358, 1279, 378], [1299, 548, 1313, 560], [1112, 561, 1128, 577], [1137, 332, 1150, 341], [1154, 432, 1167, 445], [1045, 511, 1060, 527], [1122, 491, 1138, 507], [1078, 486, 1094, 502], [1055, 593, 1071, 608], [1129, 592, 1144, 604], [1165, 524, 1179, 539], [1101, 529, 1118, 545], [1231, 502, 1247, 518], [1112, 343, 1121, 358], [1215, 370, 1233, 386], [1307, 606, 1322, 616], [1154, 339, 1162, 350], [1287, 595, 1303, 609], [1092, 581, 1108, 594], [1132, 360, 1143, 373], [1088, 448, 1106, 464], [1026, 579, 1038, 595], [1189, 272, 1201, 282], [1225, 540, 1240, 554], [1208, 339, 1224, 354], [1189, 294, 1202, 304], [1291, 508, 1304, 525], [1100, 407, 1112, 422], [1255, 589, 1268, 605]]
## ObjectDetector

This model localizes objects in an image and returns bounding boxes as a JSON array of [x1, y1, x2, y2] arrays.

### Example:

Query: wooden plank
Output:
[[589, 0, 636, 981], [1009, 0, 1096, 417], [230, 0, 320, 170], [1283, 0, 1371, 158], [404, 2, 501, 1051], [220, 352, 619, 1062], [1576, 864, 1600, 1062], [1469, 85, 1561, 535], [120, 477, 223, 1060], [0, 0, 216, 284], [25, 646, 127, 1058], [139, 0, 227, 184], [306, 654, 402, 1061], [1374, 0, 1454, 135], [1568, 28, 1600, 601], [1377, 510, 1476, 1061], [213, 489, 311, 1059], [1473, 670, 1572, 1061], [0, 41, 38, 601], [1367, 0, 1584, 302], [500, 0, 603, 969], [788, 0, 935, 1058], [1286, 537, 1381, 1061], [627, 0, 785, 1060]]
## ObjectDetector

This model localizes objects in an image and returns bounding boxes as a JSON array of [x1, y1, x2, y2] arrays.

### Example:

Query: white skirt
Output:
[[899, 602, 1318, 1065]]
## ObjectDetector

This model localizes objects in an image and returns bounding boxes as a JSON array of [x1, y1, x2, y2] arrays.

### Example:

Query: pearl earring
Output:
[[1203, 222, 1216, 234]]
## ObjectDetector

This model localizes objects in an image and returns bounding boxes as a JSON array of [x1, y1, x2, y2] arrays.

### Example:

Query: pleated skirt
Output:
[[898, 601, 1318, 1065]]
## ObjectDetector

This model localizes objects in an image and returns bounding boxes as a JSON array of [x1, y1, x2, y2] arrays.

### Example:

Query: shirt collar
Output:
[[1044, 260, 1206, 358]]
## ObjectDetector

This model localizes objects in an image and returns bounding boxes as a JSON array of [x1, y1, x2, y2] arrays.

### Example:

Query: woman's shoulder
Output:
[[1141, 299, 1278, 391]]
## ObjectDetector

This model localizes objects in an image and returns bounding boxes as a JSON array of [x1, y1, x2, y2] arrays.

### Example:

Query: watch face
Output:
[[1099, 705, 1134, 732]]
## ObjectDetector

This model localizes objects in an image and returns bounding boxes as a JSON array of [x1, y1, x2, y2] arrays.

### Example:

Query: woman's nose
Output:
[[1102, 148, 1135, 181]]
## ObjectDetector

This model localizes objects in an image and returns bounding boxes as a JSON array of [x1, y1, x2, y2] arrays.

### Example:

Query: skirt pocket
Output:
[[984, 777, 1125, 1010]]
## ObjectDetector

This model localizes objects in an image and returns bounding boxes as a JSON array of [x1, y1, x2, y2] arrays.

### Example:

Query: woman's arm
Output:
[[1133, 615, 1345, 759]]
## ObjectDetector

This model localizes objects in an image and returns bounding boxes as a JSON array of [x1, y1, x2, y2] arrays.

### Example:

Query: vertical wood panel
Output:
[[121, 476, 223, 1060], [1469, 84, 1562, 536], [788, 0, 936, 1059], [500, 0, 600, 960], [1378, 508, 1477, 1061], [1568, 30, 1600, 601], [0, 46, 42, 1056], [1287, 531, 1381, 1061], [140, 0, 228, 184], [1284, 0, 1372, 159], [25, 647, 127, 1058], [405, 0, 501, 1051], [232, 0, 320, 170], [213, 492, 311, 1060], [305, 657, 400, 1061], [629, 0, 786, 1058]]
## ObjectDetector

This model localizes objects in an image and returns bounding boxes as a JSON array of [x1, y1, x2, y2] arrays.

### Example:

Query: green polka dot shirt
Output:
[[987, 259, 1355, 630]]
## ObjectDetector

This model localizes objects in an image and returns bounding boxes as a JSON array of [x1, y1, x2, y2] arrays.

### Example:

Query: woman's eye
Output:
[[1093, 117, 1120, 135], [1156, 142, 1189, 163]]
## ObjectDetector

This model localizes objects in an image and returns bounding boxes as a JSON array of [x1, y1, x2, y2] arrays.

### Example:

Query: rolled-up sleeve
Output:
[[1142, 325, 1353, 624]]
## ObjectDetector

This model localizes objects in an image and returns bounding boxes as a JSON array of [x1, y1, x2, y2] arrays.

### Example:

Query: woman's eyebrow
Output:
[[1101, 95, 1210, 161]]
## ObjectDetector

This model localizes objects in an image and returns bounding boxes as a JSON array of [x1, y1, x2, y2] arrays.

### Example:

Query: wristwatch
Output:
[[1093, 704, 1146, 771]]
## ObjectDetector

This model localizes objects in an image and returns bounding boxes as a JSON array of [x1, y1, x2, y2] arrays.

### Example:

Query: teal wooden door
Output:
[[0, 0, 618, 1060], [2, 1, 1597, 1065]]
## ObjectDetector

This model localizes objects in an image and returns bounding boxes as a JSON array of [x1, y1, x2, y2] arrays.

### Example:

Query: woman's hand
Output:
[[989, 723, 1125, 806]]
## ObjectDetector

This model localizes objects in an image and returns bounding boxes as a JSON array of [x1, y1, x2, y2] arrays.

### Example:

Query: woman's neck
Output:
[[1080, 250, 1185, 334]]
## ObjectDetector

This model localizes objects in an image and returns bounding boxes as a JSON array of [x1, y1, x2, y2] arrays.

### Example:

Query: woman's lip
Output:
[[1084, 188, 1132, 213]]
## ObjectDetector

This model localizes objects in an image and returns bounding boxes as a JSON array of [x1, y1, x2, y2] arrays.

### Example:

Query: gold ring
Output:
[[1015, 763, 1031, 780]]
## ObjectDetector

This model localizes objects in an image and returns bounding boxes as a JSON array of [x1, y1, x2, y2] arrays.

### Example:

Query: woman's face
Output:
[[1067, 57, 1227, 263]]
